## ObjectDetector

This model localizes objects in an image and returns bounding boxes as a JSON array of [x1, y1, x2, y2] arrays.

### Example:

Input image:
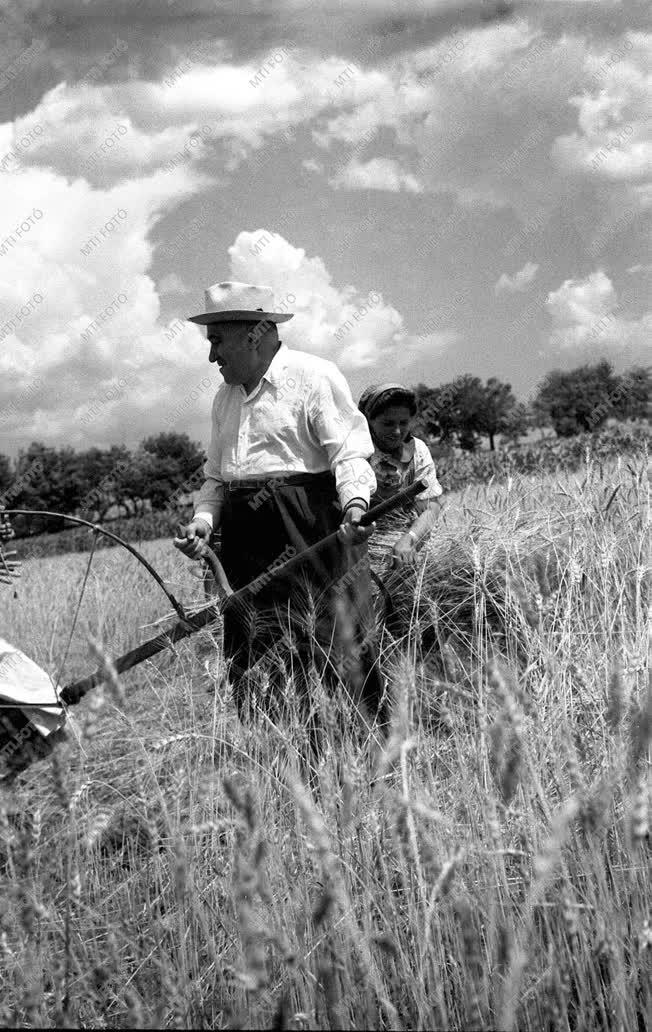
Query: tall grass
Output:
[[1, 456, 650, 1029]]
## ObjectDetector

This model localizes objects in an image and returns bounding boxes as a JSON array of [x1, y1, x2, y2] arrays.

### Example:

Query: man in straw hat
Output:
[[174, 281, 386, 745]]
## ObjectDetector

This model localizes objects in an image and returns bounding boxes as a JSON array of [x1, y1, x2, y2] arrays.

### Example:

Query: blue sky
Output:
[[0, 0, 650, 456]]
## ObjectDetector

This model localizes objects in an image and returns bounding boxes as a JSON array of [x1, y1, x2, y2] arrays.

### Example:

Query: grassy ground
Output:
[[0, 455, 650, 1030]]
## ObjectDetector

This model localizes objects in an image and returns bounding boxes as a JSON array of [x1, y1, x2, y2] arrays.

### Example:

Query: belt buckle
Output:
[[226, 477, 264, 493]]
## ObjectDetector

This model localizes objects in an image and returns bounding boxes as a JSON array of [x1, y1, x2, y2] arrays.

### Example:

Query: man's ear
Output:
[[248, 331, 262, 355]]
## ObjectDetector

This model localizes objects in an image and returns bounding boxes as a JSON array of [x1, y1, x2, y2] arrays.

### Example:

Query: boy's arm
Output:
[[393, 439, 443, 563], [407, 497, 442, 544]]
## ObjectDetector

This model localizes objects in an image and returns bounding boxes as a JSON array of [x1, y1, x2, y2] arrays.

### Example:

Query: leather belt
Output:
[[223, 477, 278, 493], [223, 471, 333, 494]]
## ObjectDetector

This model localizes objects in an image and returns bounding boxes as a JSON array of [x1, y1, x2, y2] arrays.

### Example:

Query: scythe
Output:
[[0, 479, 425, 778]]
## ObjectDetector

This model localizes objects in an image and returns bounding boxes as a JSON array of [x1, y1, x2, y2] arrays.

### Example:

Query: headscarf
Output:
[[358, 383, 417, 421]]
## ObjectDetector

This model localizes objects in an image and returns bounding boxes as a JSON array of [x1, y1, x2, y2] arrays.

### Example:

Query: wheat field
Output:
[[1, 454, 650, 1030]]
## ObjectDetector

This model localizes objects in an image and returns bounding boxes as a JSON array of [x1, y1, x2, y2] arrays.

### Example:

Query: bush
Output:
[[16, 509, 189, 560], [436, 422, 650, 492]]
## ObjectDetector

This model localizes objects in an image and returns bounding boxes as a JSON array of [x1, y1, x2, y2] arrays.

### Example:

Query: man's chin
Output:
[[219, 366, 243, 386]]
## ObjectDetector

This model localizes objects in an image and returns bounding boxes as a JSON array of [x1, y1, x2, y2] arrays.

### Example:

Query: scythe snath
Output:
[[0, 480, 425, 778]]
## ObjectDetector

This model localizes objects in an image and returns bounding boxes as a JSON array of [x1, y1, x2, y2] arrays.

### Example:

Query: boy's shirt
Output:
[[370, 436, 443, 513]]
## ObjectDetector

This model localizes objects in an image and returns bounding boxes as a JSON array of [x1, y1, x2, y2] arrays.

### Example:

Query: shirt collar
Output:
[[261, 343, 289, 389], [238, 343, 288, 400], [401, 437, 416, 462]]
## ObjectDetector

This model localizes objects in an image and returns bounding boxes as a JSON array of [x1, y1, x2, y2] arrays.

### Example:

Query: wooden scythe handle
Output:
[[60, 605, 219, 705], [198, 543, 234, 603], [226, 478, 428, 590], [60, 479, 427, 704]]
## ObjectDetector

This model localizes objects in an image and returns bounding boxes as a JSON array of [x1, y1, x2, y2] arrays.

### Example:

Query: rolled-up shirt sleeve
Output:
[[413, 438, 443, 514], [309, 367, 377, 510], [193, 394, 225, 530]]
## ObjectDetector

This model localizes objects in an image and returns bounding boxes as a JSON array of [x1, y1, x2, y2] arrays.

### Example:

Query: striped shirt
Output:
[[369, 436, 443, 513], [368, 437, 443, 571]]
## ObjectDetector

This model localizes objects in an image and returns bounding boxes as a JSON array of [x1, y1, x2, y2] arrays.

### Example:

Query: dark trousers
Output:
[[218, 473, 386, 739]]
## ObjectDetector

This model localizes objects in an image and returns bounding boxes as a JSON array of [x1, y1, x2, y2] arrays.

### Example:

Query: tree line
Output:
[[0, 434, 206, 534], [415, 360, 650, 450], [0, 360, 649, 529]]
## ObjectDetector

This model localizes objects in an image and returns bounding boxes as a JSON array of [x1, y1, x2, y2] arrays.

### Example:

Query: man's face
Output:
[[206, 321, 259, 385]]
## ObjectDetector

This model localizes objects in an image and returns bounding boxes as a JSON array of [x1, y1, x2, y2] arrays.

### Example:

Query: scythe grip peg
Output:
[[198, 543, 234, 606]]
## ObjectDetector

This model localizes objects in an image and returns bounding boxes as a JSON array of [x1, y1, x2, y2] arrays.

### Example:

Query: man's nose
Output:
[[209, 344, 219, 362]]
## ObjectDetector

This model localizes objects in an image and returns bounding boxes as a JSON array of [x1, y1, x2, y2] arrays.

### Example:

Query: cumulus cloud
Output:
[[0, 0, 519, 96], [547, 269, 616, 332], [551, 33, 652, 184], [2, 0, 647, 454], [157, 272, 188, 296], [0, 24, 464, 452], [301, 158, 323, 174], [308, 21, 582, 213], [3, 49, 357, 186], [329, 156, 423, 192], [494, 261, 539, 293], [228, 228, 414, 369], [306, 20, 650, 233], [0, 181, 454, 450], [11, 16, 647, 227], [4, 85, 204, 186], [0, 161, 214, 451], [545, 268, 652, 355]]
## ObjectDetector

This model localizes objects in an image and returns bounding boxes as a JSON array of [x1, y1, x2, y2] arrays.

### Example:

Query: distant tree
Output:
[[475, 376, 525, 450], [120, 449, 159, 507], [413, 382, 453, 441], [0, 454, 12, 495], [534, 360, 621, 436], [499, 401, 531, 445], [76, 445, 130, 491], [137, 432, 206, 509], [75, 445, 135, 519], [451, 375, 487, 451], [7, 443, 77, 533], [11, 444, 64, 511], [615, 365, 651, 420], [141, 432, 205, 468], [415, 376, 484, 450], [415, 376, 524, 450]]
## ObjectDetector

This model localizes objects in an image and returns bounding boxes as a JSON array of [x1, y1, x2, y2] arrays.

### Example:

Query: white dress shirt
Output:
[[194, 344, 377, 529]]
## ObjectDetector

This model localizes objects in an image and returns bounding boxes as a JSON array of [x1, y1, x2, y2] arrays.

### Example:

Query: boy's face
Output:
[[369, 405, 414, 453]]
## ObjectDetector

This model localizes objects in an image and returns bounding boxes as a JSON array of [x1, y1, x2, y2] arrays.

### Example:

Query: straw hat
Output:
[[187, 281, 294, 325]]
